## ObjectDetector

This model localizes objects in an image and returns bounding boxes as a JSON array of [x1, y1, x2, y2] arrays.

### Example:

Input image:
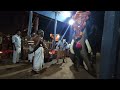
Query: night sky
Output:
[[0, 11, 105, 43], [38, 11, 105, 43], [0, 11, 29, 34], [38, 14, 71, 42]]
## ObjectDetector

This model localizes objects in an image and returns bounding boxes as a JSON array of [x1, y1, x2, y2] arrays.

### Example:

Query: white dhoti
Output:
[[33, 47, 44, 72], [28, 46, 34, 62], [13, 47, 21, 64], [28, 53, 34, 62]]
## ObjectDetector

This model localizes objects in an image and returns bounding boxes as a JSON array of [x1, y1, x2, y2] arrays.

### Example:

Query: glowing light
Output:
[[49, 50, 56, 55], [49, 51, 52, 55], [57, 34, 60, 38], [68, 19, 75, 25], [62, 11, 71, 18], [0, 51, 3, 54], [50, 34, 60, 41]]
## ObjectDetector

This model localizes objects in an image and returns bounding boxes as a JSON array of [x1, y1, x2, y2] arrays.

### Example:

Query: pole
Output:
[[99, 11, 120, 79], [27, 11, 33, 37], [33, 16, 39, 33], [53, 12, 58, 49], [61, 25, 70, 41], [57, 25, 70, 47]]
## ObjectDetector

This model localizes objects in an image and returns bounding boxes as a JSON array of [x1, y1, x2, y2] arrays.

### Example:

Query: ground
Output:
[[0, 57, 97, 79]]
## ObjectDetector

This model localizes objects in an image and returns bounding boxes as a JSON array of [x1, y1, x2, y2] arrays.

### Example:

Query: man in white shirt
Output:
[[29, 30, 48, 74], [56, 39, 67, 63], [12, 30, 21, 64]]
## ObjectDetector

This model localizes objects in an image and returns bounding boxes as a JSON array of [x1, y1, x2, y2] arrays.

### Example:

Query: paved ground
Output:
[[0, 57, 97, 79]]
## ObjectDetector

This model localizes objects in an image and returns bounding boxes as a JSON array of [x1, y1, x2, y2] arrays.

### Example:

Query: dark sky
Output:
[[38, 14, 70, 42], [0, 11, 105, 43], [0, 11, 71, 41], [0, 11, 28, 34]]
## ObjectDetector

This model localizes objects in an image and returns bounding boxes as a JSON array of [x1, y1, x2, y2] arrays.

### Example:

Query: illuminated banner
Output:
[[72, 11, 91, 38]]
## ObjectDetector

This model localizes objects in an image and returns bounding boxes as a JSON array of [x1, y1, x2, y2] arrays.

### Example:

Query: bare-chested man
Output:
[[29, 30, 48, 74]]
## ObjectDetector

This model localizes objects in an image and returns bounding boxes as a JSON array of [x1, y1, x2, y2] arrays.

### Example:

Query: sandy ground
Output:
[[0, 57, 96, 79]]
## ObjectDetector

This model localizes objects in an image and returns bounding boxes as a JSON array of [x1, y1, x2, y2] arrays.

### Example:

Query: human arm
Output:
[[12, 35, 16, 50], [42, 40, 48, 50], [28, 37, 41, 54]]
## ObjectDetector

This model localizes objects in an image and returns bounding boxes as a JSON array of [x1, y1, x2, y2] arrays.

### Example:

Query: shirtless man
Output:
[[29, 30, 48, 74]]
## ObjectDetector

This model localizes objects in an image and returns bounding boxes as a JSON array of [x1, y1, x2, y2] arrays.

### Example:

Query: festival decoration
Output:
[[50, 34, 60, 41], [76, 42, 82, 49], [72, 11, 91, 38]]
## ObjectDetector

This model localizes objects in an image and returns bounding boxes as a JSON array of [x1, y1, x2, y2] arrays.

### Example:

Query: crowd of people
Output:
[[0, 11, 99, 77], [11, 29, 70, 74], [0, 28, 97, 75]]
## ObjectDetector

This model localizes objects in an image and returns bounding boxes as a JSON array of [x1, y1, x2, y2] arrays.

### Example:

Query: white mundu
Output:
[[12, 34, 21, 64], [33, 47, 44, 72], [32, 32, 45, 72], [28, 40, 34, 62]]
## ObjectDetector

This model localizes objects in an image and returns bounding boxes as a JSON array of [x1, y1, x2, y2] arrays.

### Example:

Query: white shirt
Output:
[[12, 34, 21, 48], [56, 41, 63, 51], [56, 40, 68, 51], [65, 43, 70, 49]]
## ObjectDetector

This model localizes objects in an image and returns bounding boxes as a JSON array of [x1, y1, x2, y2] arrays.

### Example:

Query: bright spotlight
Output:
[[57, 34, 60, 38], [68, 19, 75, 25], [62, 11, 71, 18]]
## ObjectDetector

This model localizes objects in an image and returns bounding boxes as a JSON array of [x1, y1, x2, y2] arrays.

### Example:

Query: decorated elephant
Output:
[[69, 11, 96, 77], [69, 29, 96, 77]]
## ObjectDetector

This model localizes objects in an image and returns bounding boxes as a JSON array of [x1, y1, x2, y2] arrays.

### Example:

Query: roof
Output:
[[34, 11, 75, 23]]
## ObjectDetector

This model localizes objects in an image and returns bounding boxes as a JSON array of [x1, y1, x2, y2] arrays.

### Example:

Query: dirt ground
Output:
[[0, 57, 96, 79]]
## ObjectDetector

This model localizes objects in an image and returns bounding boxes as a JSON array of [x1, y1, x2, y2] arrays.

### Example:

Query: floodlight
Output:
[[62, 11, 71, 18], [68, 19, 75, 25]]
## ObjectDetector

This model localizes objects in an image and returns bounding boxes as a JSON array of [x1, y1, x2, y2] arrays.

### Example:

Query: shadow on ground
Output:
[[0, 59, 13, 65], [12, 63, 63, 79], [70, 64, 95, 79], [37, 63, 63, 78]]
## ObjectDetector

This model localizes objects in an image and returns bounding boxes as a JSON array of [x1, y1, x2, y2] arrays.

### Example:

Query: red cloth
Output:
[[0, 50, 13, 54], [76, 42, 82, 49], [49, 50, 57, 55]]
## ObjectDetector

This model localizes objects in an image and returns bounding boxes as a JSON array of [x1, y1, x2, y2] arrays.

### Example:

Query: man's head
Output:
[[37, 30, 44, 37], [31, 32, 36, 37], [16, 30, 21, 36]]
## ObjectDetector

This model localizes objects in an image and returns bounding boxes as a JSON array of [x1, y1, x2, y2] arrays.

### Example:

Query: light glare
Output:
[[68, 19, 75, 25], [62, 11, 71, 18]]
